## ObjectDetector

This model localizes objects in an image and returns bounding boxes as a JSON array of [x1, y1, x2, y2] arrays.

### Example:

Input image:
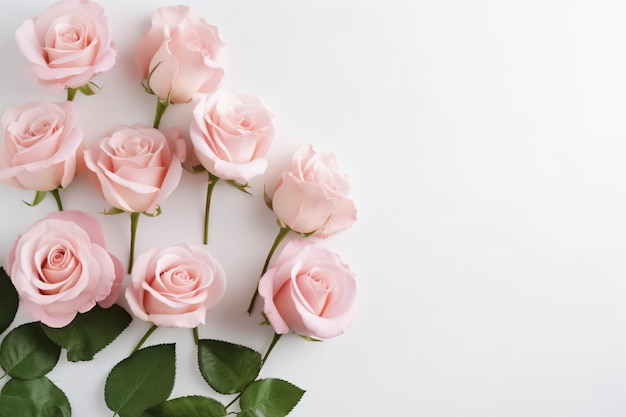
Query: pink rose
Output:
[[8, 210, 124, 328], [136, 5, 225, 104], [15, 0, 116, 93], [125, 243, 226, 328], [258, 240, 357, 339], [0, 101, 83, 191], [83, 124, 185, 214], [270, 144, 357, 238], [190, 90, 276, 184]]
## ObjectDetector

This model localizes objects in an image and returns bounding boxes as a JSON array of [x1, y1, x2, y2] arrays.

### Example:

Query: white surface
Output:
[[1, 1, 626, 416]]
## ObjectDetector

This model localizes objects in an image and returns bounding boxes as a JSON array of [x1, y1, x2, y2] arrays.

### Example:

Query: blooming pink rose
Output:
[[8, 210, 124, 328], [190, 90, 276, 184], [0, 101, 83, 191], [270, 144, 357, 238], [125, 243, 226, 328], [15, 0, 116, 93], [258, 240, 357, 339], [136, 5, 225, 104], [83, 124, 186, 214]]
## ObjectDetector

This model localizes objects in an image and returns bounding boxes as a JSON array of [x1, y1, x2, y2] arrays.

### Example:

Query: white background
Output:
[[1, 1, 626, 416]]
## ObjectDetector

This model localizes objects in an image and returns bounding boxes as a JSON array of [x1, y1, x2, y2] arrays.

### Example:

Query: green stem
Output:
[[50, 188, 64, 211], [128, 212, 140, 274], [131, 324, 158, 355], [225, 332, 283, 410], [66, 87, 77, 101], [153, 98, 169, 129], [261, 332, 283, 366], [203, 173, 219, 244], [246, 225, 291, 315], [193, 327, 199, 345]]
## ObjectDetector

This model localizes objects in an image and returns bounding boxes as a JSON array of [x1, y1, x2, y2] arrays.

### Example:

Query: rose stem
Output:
[[130, 324, 158, 355], [66, 87, 77, 101], [225, 332, 283, 410], [50, 188, 64, 211], [203, 173, 219, 244], [246, 225, 291, 315], [128, 212, 140, 274], [192, 327, 199, 345], [261, 332, 283, 366], [153, 98, 169, 129]]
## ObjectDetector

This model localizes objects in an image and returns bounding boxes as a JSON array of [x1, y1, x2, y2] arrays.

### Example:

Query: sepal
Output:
[[78, 82, 101, 96], [23, 191, 46, 207], [226, 180, 252, 195], [101, 207, 126, 215]]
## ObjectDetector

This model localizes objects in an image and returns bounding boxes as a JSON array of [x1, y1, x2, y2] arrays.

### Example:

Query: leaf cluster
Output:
[[0, 267, 132, 417], [104, 338, 304, 417]]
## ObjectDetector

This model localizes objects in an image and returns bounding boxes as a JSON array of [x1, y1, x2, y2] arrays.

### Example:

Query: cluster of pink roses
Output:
[[0, 0, 358, 352]]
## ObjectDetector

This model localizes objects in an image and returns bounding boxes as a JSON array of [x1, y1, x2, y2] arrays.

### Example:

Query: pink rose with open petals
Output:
[[258, 240, 357, 339], [136, 5, 224, 104], [0, 101, 83, 191], [15, 0, 116, 93], [190, 90, 275, 184], [125, 243, 226, 328], [270, 144, 357, 238], [8, 210, 123, 328], [83, 124, 185, 214]]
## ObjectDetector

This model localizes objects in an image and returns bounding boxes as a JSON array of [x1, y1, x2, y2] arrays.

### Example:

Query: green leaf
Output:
[[0, 322, 61, 379], [142, 396, 227, 417], [0, 376, 71, 417], [238, 378, 305, 417], [23, 191, 46, 207], [41, 304, 132, 362], [197, 339, 262, 395], [105, 344, 176, 417], [0, 267, 19, 334]]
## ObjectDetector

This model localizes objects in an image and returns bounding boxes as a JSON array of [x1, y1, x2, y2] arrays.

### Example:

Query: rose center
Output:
[[237, 116, 252, 130], [120, 137, 153, 157], [28, 120, 53, 137], [172, 269, 192, 285], [181, 27, 214, 57], [296, 271, 331, 316], [54, 23, 85, 49]]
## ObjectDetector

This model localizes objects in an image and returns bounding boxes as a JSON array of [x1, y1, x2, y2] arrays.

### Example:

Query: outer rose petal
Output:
[[258, 241, 357, 339], [258, 267, 290, 335], [190, 91, 274, 183], [136, 5, 224, 103], [7, 210, 122, 328], [270, 144, 356, 238], [315, 197, 358, 238], [83, 125, 185, 214], [125, 243, 226, 328], [0, 101, 83, 191], [272, 173, 335, 234], [15, 0, 117, 93], [21, 298, 78, 328]]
